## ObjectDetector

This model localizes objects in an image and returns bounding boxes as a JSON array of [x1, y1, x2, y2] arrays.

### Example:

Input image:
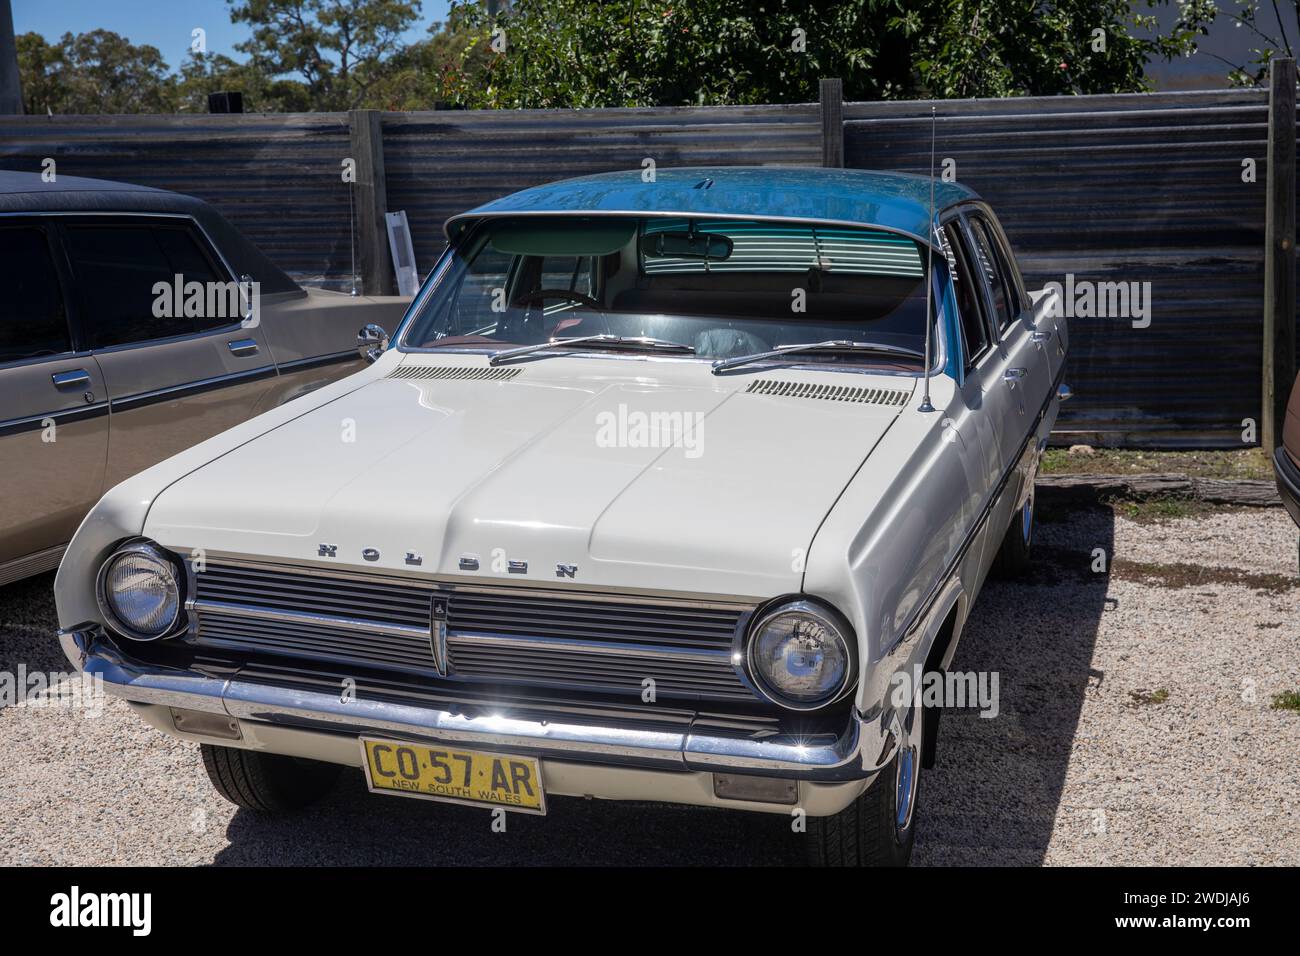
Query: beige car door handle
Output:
[[227, 338, 259, 357], [51, 369, 91, 390]]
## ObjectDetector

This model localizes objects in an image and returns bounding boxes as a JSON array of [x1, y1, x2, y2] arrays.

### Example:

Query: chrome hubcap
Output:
[[894, 707, 920, 836], [1020, 491, 1035, 545]]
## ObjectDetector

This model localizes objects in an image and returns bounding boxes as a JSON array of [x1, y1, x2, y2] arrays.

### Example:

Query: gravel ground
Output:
[[1, 502, 1297, 866]]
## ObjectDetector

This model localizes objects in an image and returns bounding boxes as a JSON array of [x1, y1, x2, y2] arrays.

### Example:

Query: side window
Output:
[[0, 225, 72, 364], [941, 221, 989, 367], [971, 215, 1023, 325], [983, 215, 1027, 313], [63, 221, 226, 349], [538, 255, 593, 295], [965, 217, 1015, 332], [534, 255, 595, 318], [153, 227, 230, 333]]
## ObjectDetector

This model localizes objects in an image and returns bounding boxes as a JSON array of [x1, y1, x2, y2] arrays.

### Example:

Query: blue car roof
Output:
[[444, 166, 979, 247]]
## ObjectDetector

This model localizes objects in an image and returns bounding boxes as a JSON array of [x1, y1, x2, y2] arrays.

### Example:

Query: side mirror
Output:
[[358, 324, 389, 363]]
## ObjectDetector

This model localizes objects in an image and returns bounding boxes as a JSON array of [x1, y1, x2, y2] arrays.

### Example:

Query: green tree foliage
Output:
[[226, 0, 422, 109], [176, 51, 319, 112], [17, 29, 176, 114], [444, 0, 1215, 108], [14, 0, 1219, 114]]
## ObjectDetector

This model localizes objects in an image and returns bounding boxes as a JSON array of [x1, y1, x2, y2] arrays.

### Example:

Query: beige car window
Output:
[[65, 223, 224, 349]]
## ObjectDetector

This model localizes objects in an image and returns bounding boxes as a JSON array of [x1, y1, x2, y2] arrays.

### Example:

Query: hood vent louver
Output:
[[744, 379, 909, 406], [388, 366, 522, 381]]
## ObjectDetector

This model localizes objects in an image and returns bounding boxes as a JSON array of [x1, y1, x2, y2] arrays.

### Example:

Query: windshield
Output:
[[402, 216, 938, 367]]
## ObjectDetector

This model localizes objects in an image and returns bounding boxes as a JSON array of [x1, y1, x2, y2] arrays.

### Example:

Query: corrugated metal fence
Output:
[[0, 113, 354, 286], [845, 90, 1273, 446], [0, 104, 820, 289], [0, 91, 1286, 446], [383, 104, 821, 273]]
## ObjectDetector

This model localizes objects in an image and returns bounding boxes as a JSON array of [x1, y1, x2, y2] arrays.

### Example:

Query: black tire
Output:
[[201, 743, 342, 813], [991, 486, 1035, 578], [806, 710, 921, 867]]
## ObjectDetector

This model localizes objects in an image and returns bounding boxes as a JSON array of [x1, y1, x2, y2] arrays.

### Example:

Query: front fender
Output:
[[53, 352, 398, 630]]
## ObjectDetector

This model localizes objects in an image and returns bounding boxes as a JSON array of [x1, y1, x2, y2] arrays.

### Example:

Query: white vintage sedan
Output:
[[55, 167, 1067, 866]]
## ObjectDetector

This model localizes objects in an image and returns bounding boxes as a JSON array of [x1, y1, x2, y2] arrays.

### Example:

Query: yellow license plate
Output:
[[360, 737, 546, 814]]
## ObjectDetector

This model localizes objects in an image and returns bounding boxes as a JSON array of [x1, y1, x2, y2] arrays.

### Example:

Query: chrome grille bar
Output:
[[191, 599, 430, 640]]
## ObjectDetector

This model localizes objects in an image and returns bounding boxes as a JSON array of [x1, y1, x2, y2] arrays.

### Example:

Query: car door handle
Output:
[[51, 369, 91, 390], [1031, 330, 1051, 343], [227, 338, 259, 357], [1004, 367, 1027, 382]]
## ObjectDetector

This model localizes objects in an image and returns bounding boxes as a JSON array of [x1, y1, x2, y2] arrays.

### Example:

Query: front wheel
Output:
[[201, 743, 342, 814], [806, 707, 921, 867]]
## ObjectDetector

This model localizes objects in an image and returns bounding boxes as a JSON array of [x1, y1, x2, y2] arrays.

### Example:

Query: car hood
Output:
[[144, 357, 914, 598]]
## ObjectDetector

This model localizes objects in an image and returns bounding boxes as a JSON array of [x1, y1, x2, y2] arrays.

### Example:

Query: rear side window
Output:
[[941, 221, 989, 366], [967, 217, 1018, 331], [63, 222, 227, 349], [0, 225, 71, 364]]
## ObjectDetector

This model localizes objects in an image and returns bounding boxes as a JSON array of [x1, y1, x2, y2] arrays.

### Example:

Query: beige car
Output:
[[0, 171, 409, 586]]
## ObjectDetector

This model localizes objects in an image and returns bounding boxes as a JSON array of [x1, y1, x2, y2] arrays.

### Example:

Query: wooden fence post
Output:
[[1263, 57, 1296, 450], [348, 109, 396, 296], [820, 78, 843, 168]]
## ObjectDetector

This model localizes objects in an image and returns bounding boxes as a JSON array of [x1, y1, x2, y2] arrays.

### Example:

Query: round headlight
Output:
[[746, 600, 855, 710], [96, 542, 183, 641]]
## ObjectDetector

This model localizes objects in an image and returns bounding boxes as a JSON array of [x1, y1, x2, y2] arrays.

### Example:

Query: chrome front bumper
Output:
[[61, 629, 898, 782]]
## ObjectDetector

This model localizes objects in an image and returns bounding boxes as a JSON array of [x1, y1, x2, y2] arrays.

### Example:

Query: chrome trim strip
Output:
[[61, 629, 892, 781], [109, 365, 278, 412], [447, 631, 733, 663], [275, 348, 358, 372], [439, 580, 753, 612], [0, 401, 108, 438], [189, 598, 431, 641]]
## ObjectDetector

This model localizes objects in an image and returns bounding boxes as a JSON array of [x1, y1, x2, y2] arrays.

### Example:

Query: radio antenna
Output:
[[918, 104, 937, 414]]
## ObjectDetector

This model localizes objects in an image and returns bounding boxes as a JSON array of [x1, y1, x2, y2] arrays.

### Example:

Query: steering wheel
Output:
[[511, 289, 604, 311]]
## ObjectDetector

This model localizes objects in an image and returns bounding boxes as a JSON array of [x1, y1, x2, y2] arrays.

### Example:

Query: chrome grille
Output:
[[193, 562, 431, 629], [445, 590, 742, 651], [189, 561, 756, 703]]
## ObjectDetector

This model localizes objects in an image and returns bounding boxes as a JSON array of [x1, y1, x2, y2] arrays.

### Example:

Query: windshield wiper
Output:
[[710, 340, 925, 374], [489, 334, 695, 366]]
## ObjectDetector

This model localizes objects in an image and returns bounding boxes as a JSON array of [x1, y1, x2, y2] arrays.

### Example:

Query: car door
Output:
[[980, 208, 1066, 389], [57, 215, 278, 489], [0, 218, 109, 572], [962, 210, 1054, 526], [940, 215, 1018, 583], [965, 209, 1053, 419]]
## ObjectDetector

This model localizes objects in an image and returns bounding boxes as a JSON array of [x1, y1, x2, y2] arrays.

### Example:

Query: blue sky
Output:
[[12, 0, 453, 71]]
